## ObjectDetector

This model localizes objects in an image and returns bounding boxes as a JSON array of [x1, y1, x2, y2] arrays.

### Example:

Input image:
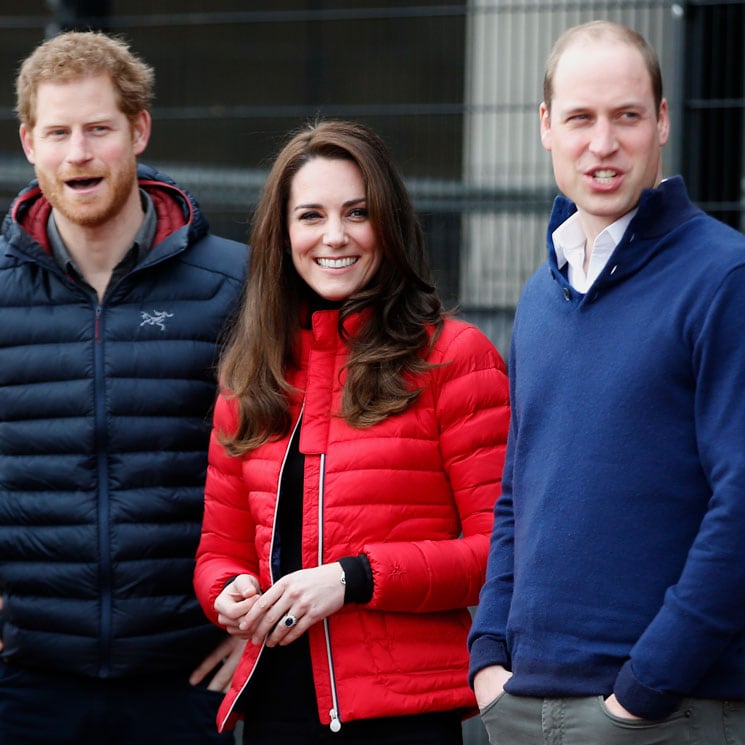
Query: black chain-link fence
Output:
[[2, 2, 743, 355]]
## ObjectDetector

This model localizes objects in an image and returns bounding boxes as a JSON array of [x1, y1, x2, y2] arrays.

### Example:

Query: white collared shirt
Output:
[[552, 209, 637, 293]]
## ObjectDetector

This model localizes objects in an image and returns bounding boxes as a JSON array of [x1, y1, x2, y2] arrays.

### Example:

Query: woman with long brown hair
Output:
[[194, 119, 509, 745]]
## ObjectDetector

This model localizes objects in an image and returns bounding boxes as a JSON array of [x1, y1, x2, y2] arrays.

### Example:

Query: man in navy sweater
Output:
[[469, 20, 745, 744]]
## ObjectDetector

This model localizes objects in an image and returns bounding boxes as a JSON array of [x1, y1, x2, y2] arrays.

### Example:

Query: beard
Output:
[[37, 156, 139, 229]]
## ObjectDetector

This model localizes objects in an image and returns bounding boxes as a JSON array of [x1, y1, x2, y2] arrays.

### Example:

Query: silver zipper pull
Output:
[[329, 708, 341, 733]]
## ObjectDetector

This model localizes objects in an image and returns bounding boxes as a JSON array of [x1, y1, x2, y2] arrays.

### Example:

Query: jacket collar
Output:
[[6, 163, 207, 260], [546, 176, 703, 294]]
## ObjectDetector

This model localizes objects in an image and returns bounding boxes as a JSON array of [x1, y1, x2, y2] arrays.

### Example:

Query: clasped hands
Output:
[[214, 563, 346, 648]]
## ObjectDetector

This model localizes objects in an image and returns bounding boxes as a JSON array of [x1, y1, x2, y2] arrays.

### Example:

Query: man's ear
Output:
[[131, 110, 151, 156], [657, 98, 670, 147], [19, 124, 35, 165], [539, 102, 552, 152]]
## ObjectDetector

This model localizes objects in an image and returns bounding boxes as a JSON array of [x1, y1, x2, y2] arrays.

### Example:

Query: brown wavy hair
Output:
[[16, 30, 154, 128], [219, 119, 444, 455]]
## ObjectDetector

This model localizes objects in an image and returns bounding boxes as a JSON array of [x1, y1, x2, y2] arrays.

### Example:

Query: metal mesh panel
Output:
[[0, 1, 742, 356]]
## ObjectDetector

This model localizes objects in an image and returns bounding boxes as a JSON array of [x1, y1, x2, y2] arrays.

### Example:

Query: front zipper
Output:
[[220, 409, 343, 732], [219, 644, 269, 733], [219, 408, 304, 732], [93, 300, 113, 676], [317, 452, 342, 732], [270, 409, 304, 582]]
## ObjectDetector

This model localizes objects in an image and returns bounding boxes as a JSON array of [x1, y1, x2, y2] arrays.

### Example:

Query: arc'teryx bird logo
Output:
[[139, 310, 174, 331]]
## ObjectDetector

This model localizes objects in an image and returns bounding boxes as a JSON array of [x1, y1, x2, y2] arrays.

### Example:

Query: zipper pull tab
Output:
[[95, 305, 103, 343], [329, 708, 341, 733]]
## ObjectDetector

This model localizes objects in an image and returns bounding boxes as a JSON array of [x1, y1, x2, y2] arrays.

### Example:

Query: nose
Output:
[[323, 217, 348, 247], [65, 130, 92, 164], [588, 118, 618, 158]]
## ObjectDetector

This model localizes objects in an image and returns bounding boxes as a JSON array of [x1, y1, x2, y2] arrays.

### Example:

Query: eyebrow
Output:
[[560, 101, 646, 116], [291, 197, 366, 212], [40, 117, 115, 131]]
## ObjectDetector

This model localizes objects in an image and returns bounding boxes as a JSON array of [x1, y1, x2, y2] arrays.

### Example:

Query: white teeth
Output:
[[593, 169, 618, 183], [316, 257, 357, 268]]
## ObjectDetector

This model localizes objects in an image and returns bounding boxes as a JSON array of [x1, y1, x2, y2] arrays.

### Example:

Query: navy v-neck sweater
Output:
[[470, 177, 745, 719]]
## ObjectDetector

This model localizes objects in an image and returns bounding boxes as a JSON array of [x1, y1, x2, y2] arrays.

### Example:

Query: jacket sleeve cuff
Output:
[[338, 554, 373, 604], [467, 635, 511, 688], [614, 660, 683, 720]]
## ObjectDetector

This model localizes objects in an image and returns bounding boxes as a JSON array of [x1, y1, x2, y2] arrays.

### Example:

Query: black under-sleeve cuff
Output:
[[338, 554, 373, 604]]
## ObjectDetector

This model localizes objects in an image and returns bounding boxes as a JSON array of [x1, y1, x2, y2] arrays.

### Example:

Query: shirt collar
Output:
[[552, 208, 638, 271]]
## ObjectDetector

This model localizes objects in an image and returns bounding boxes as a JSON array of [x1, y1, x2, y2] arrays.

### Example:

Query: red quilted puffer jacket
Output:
[[194, 309, 509, 732]]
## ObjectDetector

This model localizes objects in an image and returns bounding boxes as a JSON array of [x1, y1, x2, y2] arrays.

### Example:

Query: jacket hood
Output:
[[3, 163, 209, 259]]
